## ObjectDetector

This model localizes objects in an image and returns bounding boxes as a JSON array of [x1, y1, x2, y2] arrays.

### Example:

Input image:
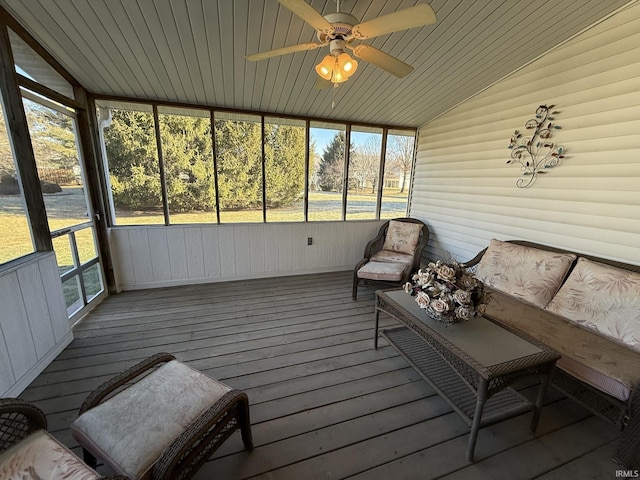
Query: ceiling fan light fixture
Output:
[[332, 67, 348, 83], [337, 52, 357, 77], [315, 54, 334, 80]]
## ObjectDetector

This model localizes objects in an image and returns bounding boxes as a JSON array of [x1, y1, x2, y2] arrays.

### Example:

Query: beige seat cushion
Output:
[[71, 360, 231, 479], [546, 257, 640, 353], [358, 261, 408, 281], [381, 220, 422, 255], [0, 429, 99, 480], [486, 288, 640, 401], [476, 239, 576, 308], [370, 249, 414, 265]]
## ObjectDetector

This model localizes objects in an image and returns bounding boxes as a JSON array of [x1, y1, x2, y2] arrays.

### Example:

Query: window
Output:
[[23, 96, 90, 233], [23, 93, 105, 317], [97, 101, 416, 226], [0, 94, 34, 265], [381, 130, 415, 219], [264, 117, 305, 222], [100, 102, 164, 225], [9, 29, 75, 100], [308, 122, 346, 221], [158, 106, 216, 224], [347, 126, 382, 220], [215, 112, 263, 223]]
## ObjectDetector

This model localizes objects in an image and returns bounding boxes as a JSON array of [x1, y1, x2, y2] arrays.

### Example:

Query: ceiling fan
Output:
[[246, 0, 436, 86]]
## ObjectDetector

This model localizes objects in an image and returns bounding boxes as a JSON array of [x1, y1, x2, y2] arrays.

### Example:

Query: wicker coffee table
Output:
[[375, 289, 560, 461]]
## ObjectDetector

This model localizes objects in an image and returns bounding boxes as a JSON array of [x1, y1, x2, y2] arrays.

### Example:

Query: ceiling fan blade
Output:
[[246, 42, 321, 61], [351, 4, 436, 40], [314, 76, 332, 90], [352, 44, 414, 78], [277, 0, 334, 35]]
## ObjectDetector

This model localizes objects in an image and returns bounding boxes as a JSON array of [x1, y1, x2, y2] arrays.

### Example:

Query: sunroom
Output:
[[1, 0, 639, 478]]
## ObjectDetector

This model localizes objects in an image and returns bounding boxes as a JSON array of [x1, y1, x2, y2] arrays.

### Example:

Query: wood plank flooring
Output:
[[19, 271, 623, 479]]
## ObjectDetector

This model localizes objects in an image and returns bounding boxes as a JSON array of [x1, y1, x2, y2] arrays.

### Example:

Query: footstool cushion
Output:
[[71, 360, 231, 479]]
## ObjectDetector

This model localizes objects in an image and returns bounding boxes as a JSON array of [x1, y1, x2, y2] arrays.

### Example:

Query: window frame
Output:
[[95, 99, 417, 227]]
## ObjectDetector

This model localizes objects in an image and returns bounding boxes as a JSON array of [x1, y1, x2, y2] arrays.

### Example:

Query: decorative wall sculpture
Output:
[[507, 104, 566, 188]]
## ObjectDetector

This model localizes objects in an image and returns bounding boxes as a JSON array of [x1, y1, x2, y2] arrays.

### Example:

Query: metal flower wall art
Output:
[[507, 104, 566, 188]]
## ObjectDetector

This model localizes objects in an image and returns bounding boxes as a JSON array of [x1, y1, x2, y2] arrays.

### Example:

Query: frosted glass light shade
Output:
[[337, 52, 358, 78], [315, 55, 334, 80]]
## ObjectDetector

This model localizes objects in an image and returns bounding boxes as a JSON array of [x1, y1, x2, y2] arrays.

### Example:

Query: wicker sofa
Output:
[[462, 239, 640, 469]]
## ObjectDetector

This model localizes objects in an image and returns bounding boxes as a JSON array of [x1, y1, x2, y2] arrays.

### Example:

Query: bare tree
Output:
[[386, 135, 414, 193], [350, 136, 380, 193]]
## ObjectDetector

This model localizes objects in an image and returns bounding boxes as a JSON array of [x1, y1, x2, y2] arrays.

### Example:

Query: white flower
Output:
[[416, 270, 435, 287], [405, 260, 488, 323], [437, 264, 457, 282], [455, 305, 471, 320], [453, 289, 472, 305], [430, 298, 450, 314], [415, 291, 430, 308]]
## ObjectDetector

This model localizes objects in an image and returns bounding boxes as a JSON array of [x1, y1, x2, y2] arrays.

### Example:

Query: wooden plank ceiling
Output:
[[0, 0, 633, 127]]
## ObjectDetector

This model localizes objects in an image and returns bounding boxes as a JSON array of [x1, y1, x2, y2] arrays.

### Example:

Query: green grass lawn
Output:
[[1, 189, 409, 265]]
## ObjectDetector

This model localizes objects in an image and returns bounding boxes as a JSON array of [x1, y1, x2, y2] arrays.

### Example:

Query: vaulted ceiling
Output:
[[0, 0, 632, 127]]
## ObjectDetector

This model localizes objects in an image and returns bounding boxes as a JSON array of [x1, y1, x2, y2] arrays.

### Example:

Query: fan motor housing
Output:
[[317, 12, 358, 43]]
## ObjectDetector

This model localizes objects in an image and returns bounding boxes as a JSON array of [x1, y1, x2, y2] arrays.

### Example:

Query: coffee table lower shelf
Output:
[[381, 326, 535, 455]]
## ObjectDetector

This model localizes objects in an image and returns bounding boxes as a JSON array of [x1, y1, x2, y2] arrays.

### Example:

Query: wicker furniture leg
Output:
[[530, 376, 551, 432], [152, 390, 253, 479], [467, 379, 488, 462], [614, 386, 640, 469]]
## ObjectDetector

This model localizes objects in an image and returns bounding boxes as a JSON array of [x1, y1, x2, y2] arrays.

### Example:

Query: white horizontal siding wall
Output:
[[0, 253, 72, 396], [109, 221, 383, 290], [412, 3, 640, 265]]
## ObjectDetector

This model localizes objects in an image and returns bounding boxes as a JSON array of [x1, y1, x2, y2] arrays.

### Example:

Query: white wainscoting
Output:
[[108, 221, 384, 290], [0, 252, 72, 397], [411, 2, 640, 266]]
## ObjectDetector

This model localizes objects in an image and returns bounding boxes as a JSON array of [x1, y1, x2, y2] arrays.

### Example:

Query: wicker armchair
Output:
[[0, 398, 127, 479], [71, 353, 253, 480], [352, 218, 429, 299]]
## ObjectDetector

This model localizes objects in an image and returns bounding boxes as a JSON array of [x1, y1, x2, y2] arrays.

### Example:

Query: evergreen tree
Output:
[[317, 131, 346, 192], [214, 119, 263, 209], [160, 113, 215, 212], [103, 110, 162, 210], [264, 123, 305, 207], [103, 111, 310, 212]]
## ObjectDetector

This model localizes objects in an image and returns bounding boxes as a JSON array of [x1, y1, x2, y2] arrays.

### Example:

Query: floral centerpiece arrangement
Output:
[[404, 260, 489, 324]]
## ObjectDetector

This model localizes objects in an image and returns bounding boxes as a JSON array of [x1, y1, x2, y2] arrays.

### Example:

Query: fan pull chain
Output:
[[332, 83, 337, 109]]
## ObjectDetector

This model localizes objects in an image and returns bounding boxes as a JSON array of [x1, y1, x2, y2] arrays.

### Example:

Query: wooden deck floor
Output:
[[19, 271, 622, 479]]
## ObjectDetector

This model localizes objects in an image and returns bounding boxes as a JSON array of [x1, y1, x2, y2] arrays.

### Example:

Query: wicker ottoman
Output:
[[71, 353, 253, 480]]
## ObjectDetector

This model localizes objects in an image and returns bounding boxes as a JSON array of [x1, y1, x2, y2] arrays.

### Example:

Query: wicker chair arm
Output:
[[152, 390, 249, 480], [79, 353, 176, 414], [460, 247, 487, 269], [362, 227, 387, 259], [0, 398, 47, 451], [412, 227, 430, 271]]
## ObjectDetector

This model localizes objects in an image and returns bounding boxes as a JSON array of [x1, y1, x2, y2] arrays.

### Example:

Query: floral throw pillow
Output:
[[546, 257, 640, 352], [381, 220, 422, 255], [475, 239, 576, 308]]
